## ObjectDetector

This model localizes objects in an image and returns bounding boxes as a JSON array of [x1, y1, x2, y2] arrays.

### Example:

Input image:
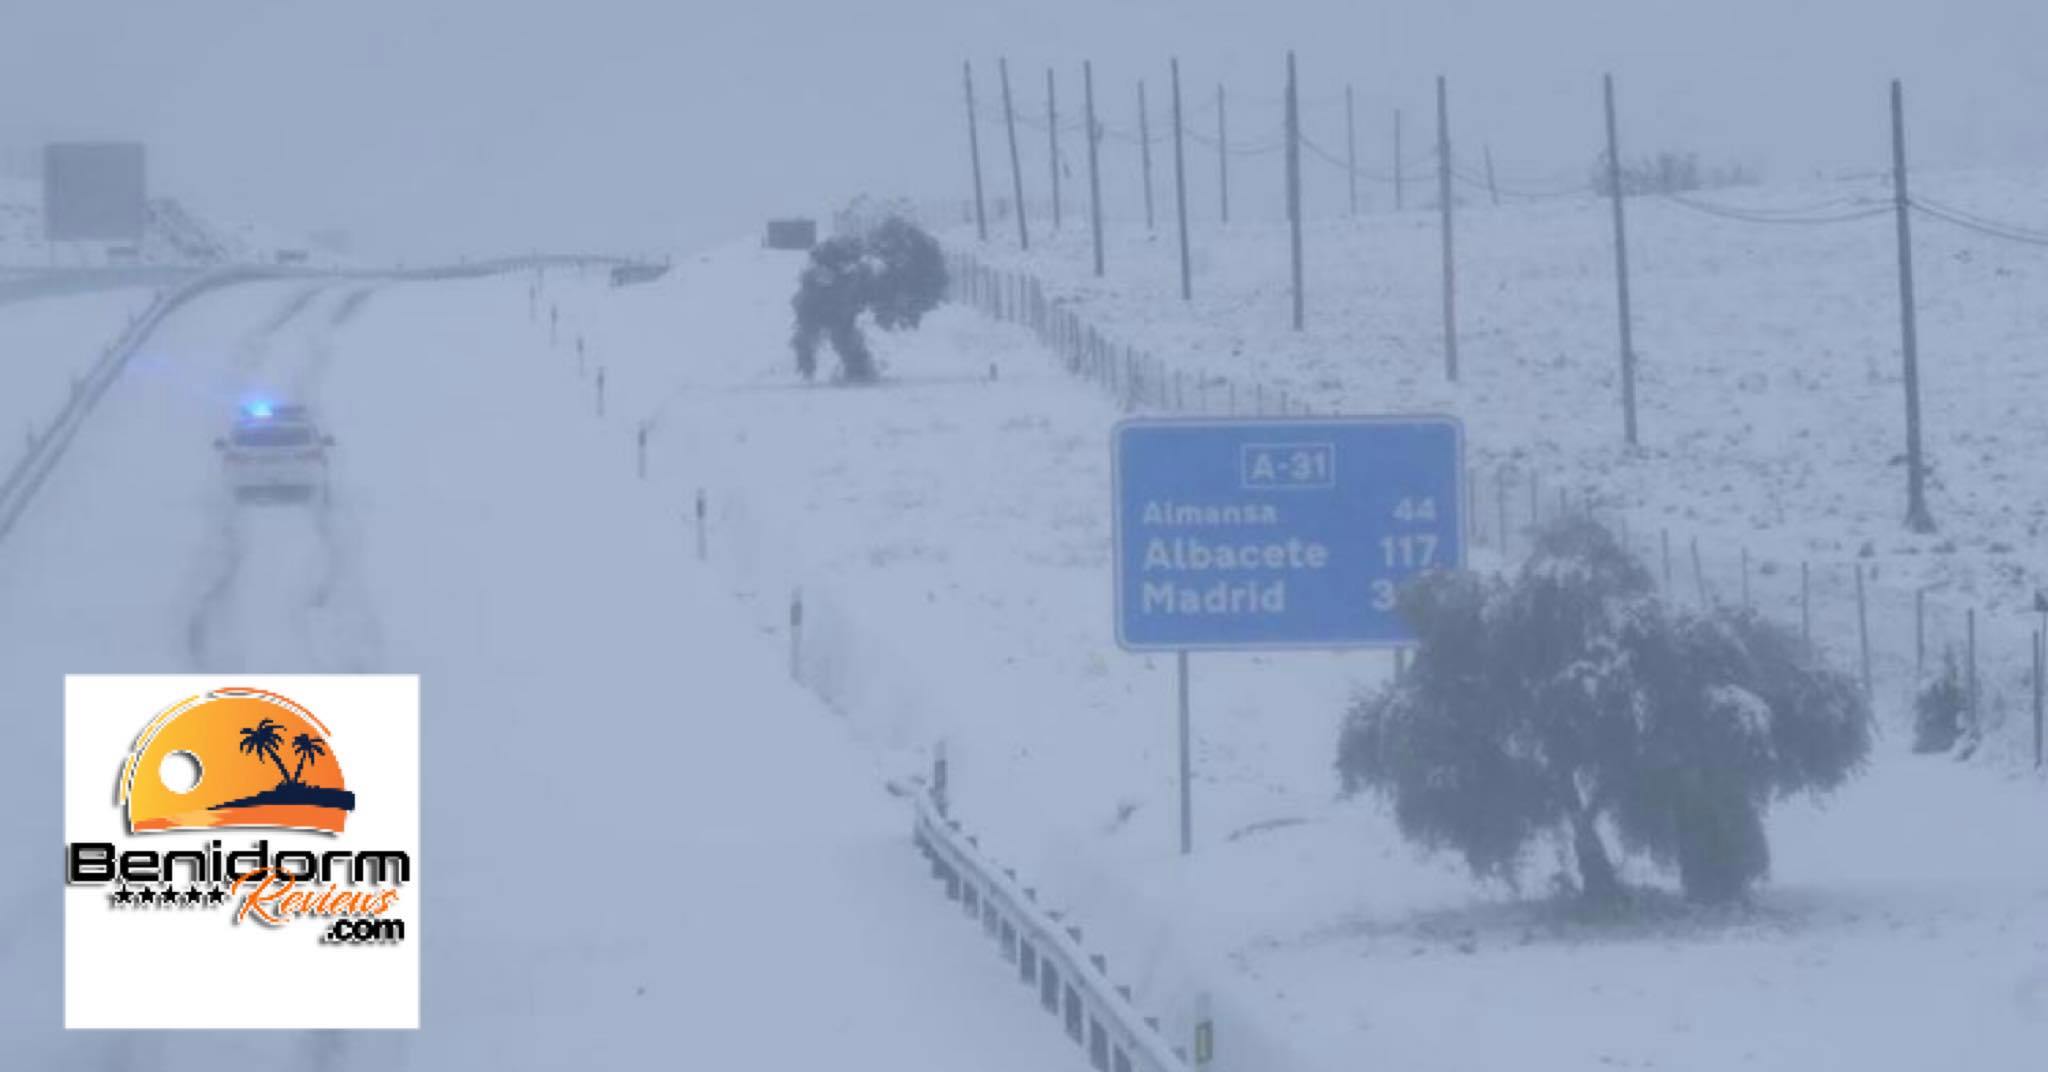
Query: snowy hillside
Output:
[[533, 224, 2047, 1070], [953, 165, 2048, 768]]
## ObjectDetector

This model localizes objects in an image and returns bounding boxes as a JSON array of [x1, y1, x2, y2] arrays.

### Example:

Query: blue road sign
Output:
[[1112, 416, 1465, 651]]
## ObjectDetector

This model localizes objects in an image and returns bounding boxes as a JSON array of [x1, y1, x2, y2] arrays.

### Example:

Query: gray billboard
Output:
[[43, 142, 148, 242]]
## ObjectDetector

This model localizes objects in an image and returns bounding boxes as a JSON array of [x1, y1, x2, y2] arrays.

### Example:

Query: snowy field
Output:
[[955, 167, 2048, 766], [0, 272, 1081, 1071], [558, 238, 2048, 1070]]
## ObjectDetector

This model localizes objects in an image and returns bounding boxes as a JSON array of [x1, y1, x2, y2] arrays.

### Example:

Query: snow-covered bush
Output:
[[1591, 150, 1755, 197], [790, 215, 946, 383], [830, 194, 921, 239], [1912, 649, 1967, 755], [1337, 517, 1871, 907]]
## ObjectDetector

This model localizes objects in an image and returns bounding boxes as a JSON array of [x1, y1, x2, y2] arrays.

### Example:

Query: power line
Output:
[[1673, 192, 1877, 218], [1182, 124, 1283, 156], [1661, 192, 1890, 226], [981, 106, 1089, 137], [1450, 165, 1586, 201], [1297, 133, 1431, 182], [1909, 196, 2048, 247]]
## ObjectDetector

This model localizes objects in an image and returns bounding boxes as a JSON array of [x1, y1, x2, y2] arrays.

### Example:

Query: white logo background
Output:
[[64, 674, 420, 1029]]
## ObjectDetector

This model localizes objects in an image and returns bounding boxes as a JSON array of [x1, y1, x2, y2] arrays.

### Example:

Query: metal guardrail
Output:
[[912, 787, 1194, 1072], [0, 255, 660, 546]]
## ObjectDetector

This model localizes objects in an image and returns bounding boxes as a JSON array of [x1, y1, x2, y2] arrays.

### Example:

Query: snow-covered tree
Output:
[[1337, 518, 1871, 907], [790, 215, 946, 383]]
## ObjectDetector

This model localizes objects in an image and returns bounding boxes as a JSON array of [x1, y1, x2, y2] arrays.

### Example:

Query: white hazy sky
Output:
[[2, 0, 2043, 260]]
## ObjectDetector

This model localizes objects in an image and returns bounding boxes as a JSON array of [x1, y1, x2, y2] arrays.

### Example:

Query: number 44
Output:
[[1392, 497, 1437, 523]]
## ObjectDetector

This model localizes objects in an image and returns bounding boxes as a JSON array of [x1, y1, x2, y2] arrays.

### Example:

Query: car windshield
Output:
[[231, 423, 314, 448]]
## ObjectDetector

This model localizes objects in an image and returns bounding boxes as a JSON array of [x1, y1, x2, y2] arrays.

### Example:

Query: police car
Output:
[[213, 401, 334, 503]]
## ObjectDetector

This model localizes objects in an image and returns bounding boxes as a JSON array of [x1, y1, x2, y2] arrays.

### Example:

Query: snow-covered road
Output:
[[0, 275, 1078, 1070]]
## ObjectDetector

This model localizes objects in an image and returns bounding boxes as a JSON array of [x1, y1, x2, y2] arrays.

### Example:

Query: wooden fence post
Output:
[[1966, 607, 1978, 735], [2033, 629, 2043, 768], [1801, 562, 1812, 649], [1856, 563, 1872, 699], [1915, 586, 1927, 682]]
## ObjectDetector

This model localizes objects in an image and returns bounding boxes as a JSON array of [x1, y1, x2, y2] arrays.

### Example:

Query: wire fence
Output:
[[946, 246, 2048, 770]]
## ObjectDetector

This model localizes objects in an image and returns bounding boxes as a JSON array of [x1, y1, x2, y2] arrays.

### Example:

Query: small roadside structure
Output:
[[763, 218, 817, 251]]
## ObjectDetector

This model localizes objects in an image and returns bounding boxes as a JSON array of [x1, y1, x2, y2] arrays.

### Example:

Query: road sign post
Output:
[[1177, 650, 1192, 854], [1113, 416, 1465, 852]]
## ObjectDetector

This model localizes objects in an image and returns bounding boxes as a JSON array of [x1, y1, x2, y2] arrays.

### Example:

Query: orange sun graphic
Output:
[[118, 688, 355, 834]]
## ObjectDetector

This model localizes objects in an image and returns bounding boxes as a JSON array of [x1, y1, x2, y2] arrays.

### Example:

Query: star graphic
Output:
[[111, 887, 132, 907], [136, 887, 155, 905], [207, 887, 228, 906]]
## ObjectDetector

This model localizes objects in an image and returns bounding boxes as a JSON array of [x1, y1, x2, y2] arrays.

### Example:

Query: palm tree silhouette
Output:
[[290, 733, 328, 784], [238, 719, 294, 787]]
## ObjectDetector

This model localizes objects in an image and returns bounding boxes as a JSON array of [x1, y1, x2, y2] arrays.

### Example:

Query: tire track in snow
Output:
[[169, 285, 392, 1070], [184, 285, 386, 675], [286, 284, 374, 402], [260, 284, 327, 337], [269, 282, 391, 1071], [304, 494, 385, 674], [181, 285, 327, 672], [182, 508, 246, 672], [294, 285, 385, 673]]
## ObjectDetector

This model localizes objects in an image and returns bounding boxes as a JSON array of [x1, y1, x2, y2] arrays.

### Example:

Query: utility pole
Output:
[[964, 61, 988, 242], [1000, 58, 1029, 250], [1395, 109, 1405, 211], [1286, 52, 1305, 331], [1436, 76, 1457, 381], [1217, 84, 1230, 224], [1172, 58, 1192, 301], [1046, 67, 1062, 231], [1605, 74, 1639, 447], [1484, 145, 1500, 206], [1345, 84, 1358, 216], [1086, 61, 1105, 277], [1891, 79, 1935, 533], [1139, 81, 1156, 232]]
